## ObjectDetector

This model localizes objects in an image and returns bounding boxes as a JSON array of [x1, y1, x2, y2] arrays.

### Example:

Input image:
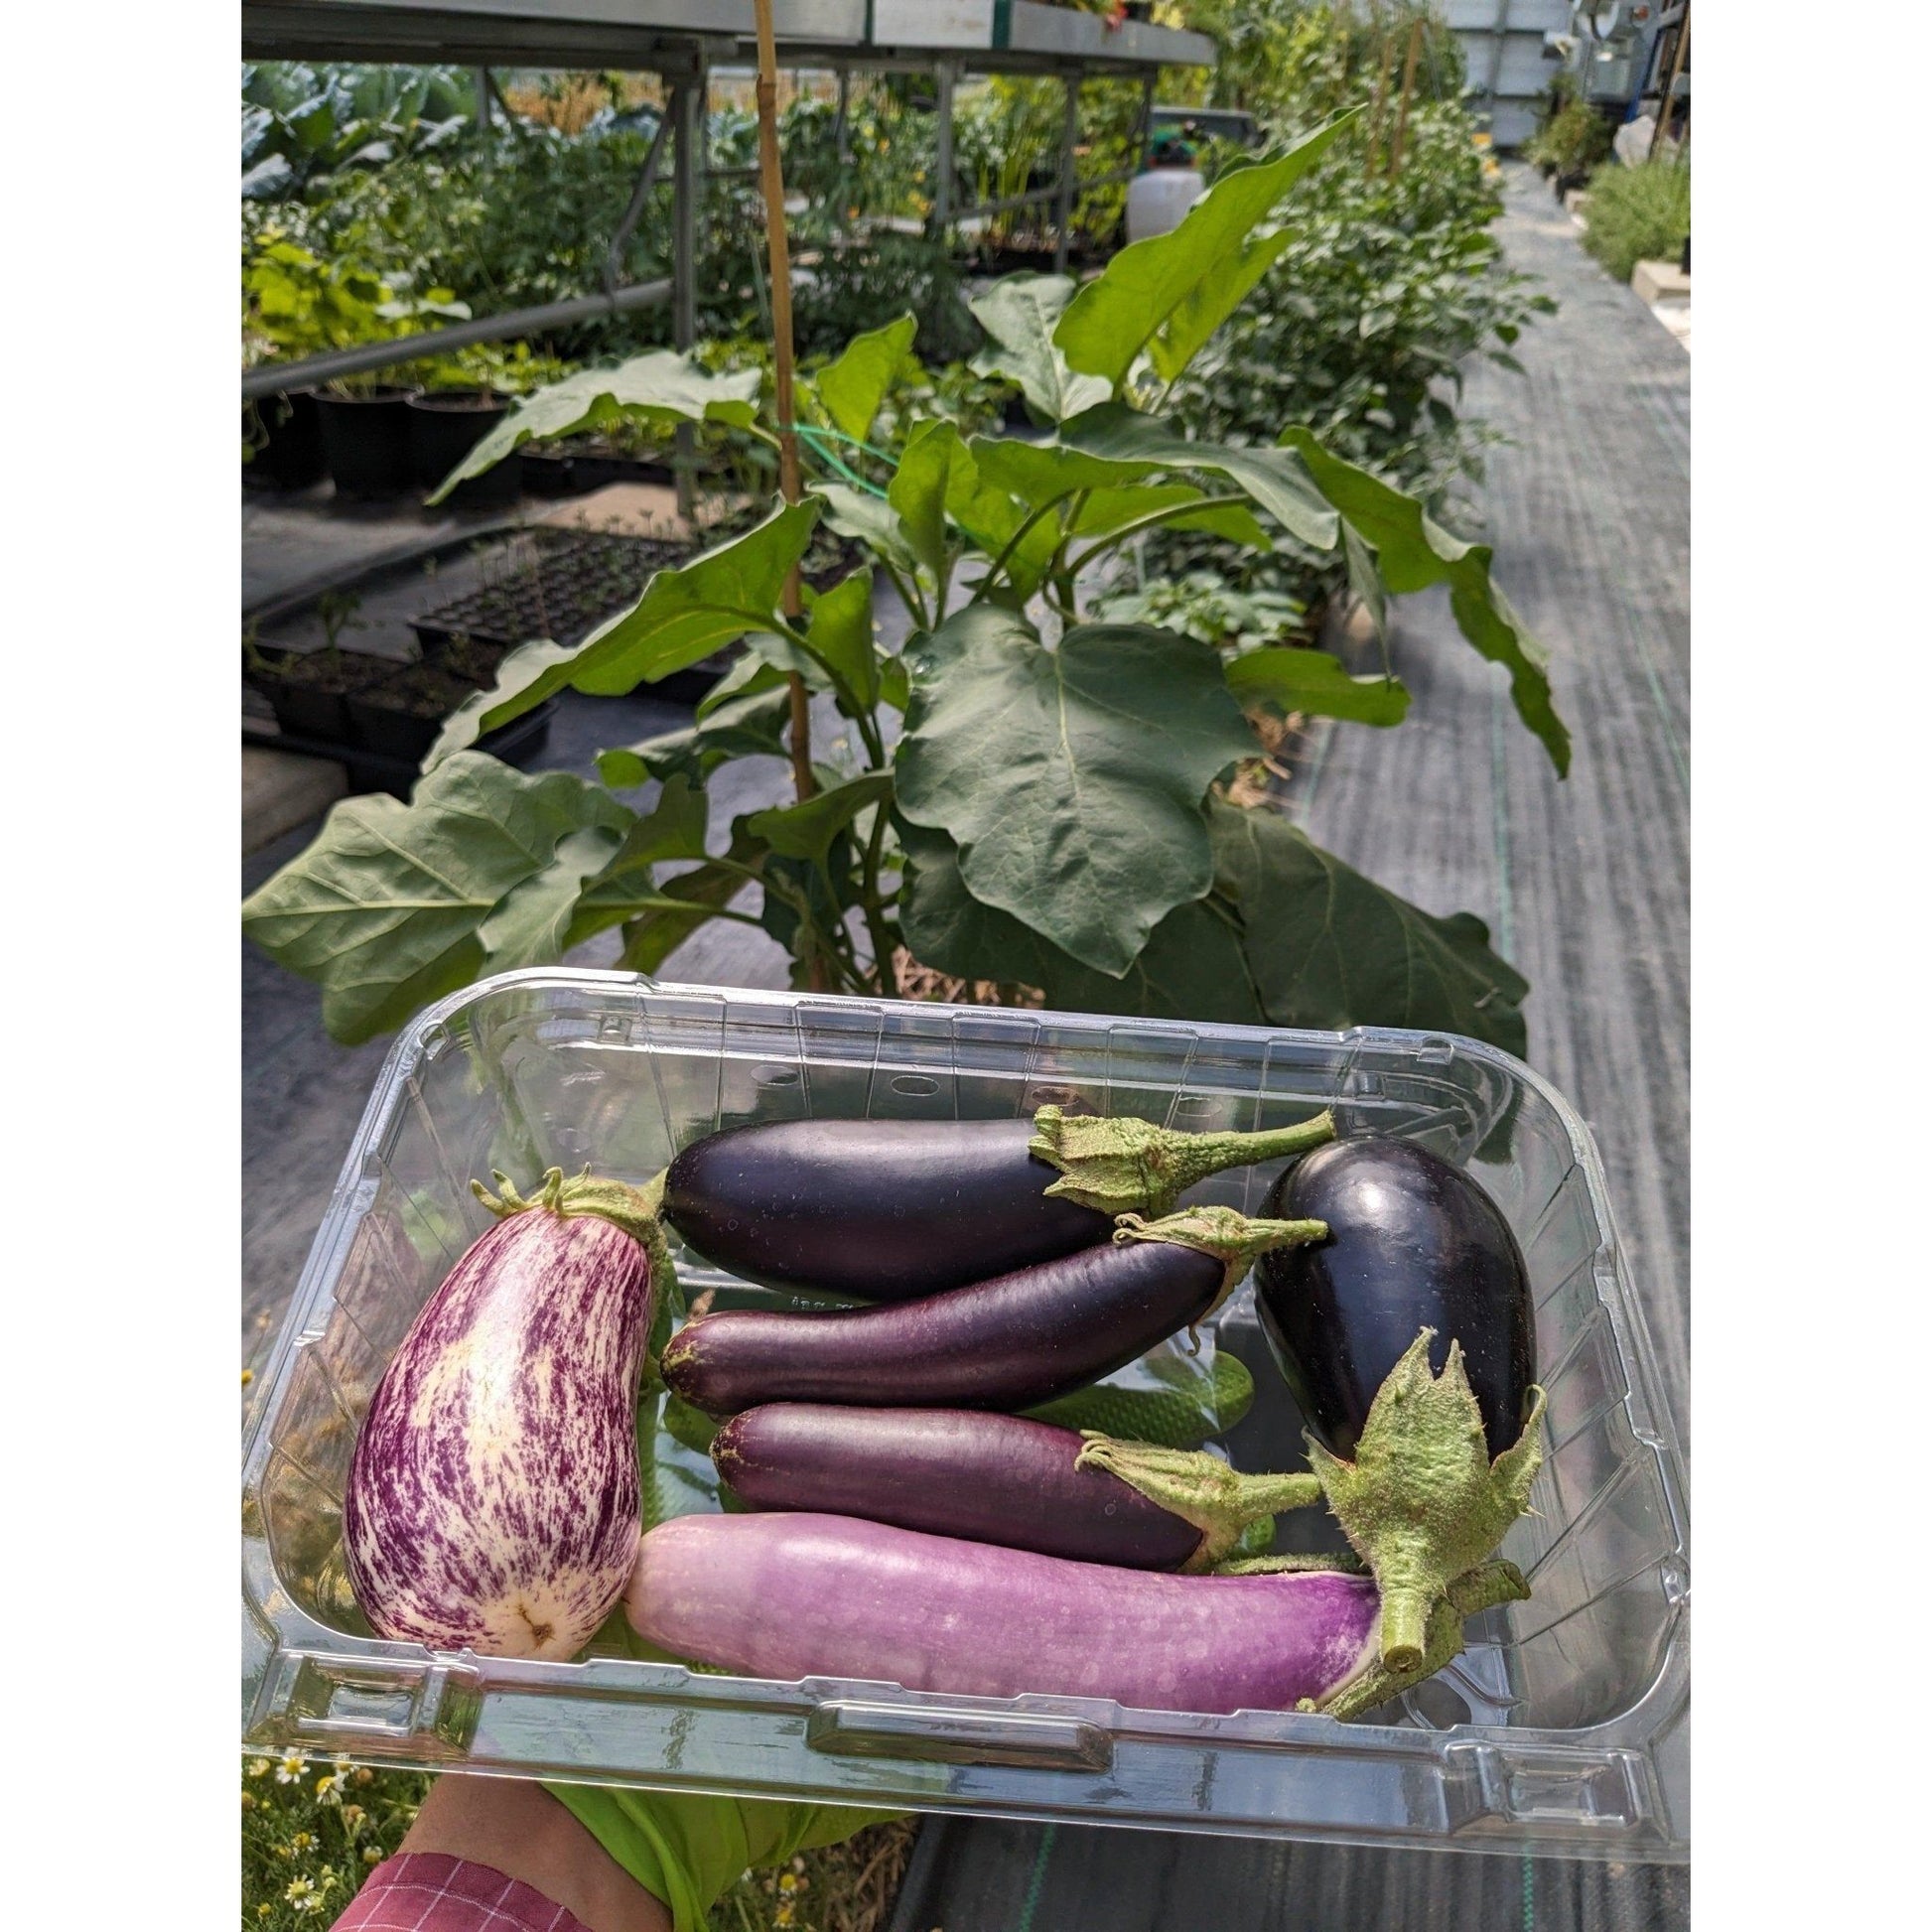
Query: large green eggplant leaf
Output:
[[426, 351, 762, 502], [902, 806, 1527, 1053], [810, 483, 919, 577], [896, 609, 1256, 975], [1208, 800, 1528, 1056], [480, 825, 628, 967], [802, 570, 879, 712], [240, 753, 633, 1044], [1225, 646, 1410, 727], [747, 772, 895, 867], [1062, 402, 1338, 551], [1280, 429, 1570, 776], [598, 676, 791, 790], [423, 638, 577, 772], [1146, 225, 1298, 385], [564, 774, 711, 947], [899, 821, 1264, 1025], [809, 312, 918, 447], [422, 504, 820, 761], [888, 422, 1054, 599], [1053, 113, 1355, 390], [967, 272, 1111, 422]]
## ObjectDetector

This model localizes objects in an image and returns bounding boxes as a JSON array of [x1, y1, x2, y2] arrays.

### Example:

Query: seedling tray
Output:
[[241, 972, 1689, 1862]]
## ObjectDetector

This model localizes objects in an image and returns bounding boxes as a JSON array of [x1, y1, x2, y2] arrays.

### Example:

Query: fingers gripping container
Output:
[[241, 971, 1690, 1863]]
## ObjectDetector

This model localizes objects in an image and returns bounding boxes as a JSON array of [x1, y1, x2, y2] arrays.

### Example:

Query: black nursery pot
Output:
[[245, 389, 326, 489], [344, 660, 483, 762], [408, 390, 522, 510], [318, 387, 417, 498]]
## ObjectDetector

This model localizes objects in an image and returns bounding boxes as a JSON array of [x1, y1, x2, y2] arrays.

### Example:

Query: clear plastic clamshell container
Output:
[[241, 970, 1690, 1863]]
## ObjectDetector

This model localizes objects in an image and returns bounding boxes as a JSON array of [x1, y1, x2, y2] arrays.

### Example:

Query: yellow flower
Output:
[[289, 1832, 315, 1854], [363, 1847, 383, 1865], [241, 1792, 256, 1812], [332, 1753, 353, 1771], [257, 1907, 271, 1919], [248, 1757, 272, 1778], [773, 1907, 796, 1929], [275, 1751, 308, 1784], [778, 1871, 801, 1893], [284, 1876, 320, 1906], [315, 1773, 342, 1805], [241, 1367, 255, 1386]]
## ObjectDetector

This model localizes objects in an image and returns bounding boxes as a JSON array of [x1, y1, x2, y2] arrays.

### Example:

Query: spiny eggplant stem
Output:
[[1030, 1105, 1337, 1218], [1112, 1204, 1330, 1316], [1074, 1433, 1323, 1569]]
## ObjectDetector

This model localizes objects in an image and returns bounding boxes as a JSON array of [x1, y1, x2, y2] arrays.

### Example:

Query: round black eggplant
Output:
[[713, 1404, 1206, 1571], [1254, 1138, 1535, 1460], [661, 1237, 1225, 1419], [660, 1118, 1112, 1302]]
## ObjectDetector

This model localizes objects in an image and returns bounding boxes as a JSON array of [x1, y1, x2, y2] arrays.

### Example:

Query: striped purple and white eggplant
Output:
[[712, 1404, 1322, 1571], [625, 1511, 1530, 1720], [343, 1168, 670, 1661], [658, 1105, 1336, 1303], [660, 1206, 1329, 1420]]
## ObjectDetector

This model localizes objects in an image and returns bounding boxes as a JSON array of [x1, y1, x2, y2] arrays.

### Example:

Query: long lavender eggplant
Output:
[[713, 1405, 1317, 1571], [343, 1169, 668, 1661], [661, 1206, 1326, 1420], [625, 1512, 1529, 1720], [659, 1106, 1335, 1302]]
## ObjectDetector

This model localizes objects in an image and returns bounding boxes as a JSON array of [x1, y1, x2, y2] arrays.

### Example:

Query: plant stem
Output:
[[857, 801, 899, 996], [753, 0, 822, 986], [971, 492, 1074, 603]]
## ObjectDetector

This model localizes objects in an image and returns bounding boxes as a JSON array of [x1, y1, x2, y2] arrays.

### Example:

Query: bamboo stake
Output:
[[752, 0, 814, 809], [1367, 10, 1396, 175], [1388, 18, 1423, 181], [1649, 1, 1691, 163]]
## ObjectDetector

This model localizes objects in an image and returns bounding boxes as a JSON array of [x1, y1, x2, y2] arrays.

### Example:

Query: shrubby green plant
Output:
[[1527, 99, 1612, 182], [1581, 156, 1692, 283], [244, 120, 1563, 1059], [1149, 101, 1551, 612]]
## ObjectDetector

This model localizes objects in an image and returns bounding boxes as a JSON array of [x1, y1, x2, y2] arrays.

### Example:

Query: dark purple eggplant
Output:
[[1254, 1138, 1536, 1460], [712, 1403, 1318, 1571], [661, 1205, 1327, 1419], [658, 1106, 1334, 1303]]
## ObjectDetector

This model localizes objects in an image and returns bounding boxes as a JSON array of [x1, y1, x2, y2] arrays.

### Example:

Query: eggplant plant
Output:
[[243, 113, 1565, 1052]]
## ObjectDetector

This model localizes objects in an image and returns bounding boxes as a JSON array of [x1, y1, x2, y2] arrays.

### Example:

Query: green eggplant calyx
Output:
[[1309, 1559, 1530, 1721], [1305, 1328, 1545, 1674], [1112, 1204, 1330, 1317], [474, 1167, 677, 1281], [1074, 1433, 1324, 1571], [1030, 1105, 1337, 1219]]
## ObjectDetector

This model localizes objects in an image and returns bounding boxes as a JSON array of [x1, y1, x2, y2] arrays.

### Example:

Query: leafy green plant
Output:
[[244, 117, 1565, 1059], [242, 62, 476, 202], [1581, 156, 1692, 283], [1150, 101, 1552, 614], [1527, 99, 1611, 181]]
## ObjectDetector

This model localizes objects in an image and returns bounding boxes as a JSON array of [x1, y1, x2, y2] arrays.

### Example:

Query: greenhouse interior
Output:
[[239, 4, 1691, 1928]]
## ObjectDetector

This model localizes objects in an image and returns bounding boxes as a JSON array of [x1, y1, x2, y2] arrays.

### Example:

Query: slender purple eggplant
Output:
[[661, 1206, 1327, 1420], [343, 1168, 670, 1661], [1254, 1137, 1537, 1461], [624, 1511, 1529, 1721], [712, 1405, 1317, 1571], [658, 1105, 1334, 1302]]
